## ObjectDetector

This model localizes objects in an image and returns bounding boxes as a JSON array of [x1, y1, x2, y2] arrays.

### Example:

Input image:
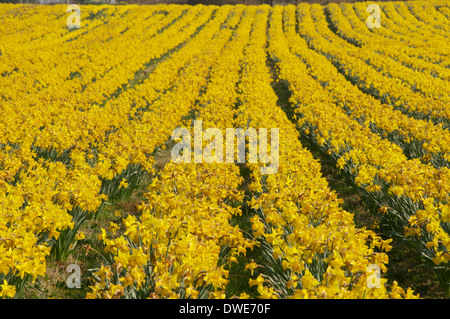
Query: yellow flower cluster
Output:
[[382, 0, 450, 52], [233, 5, 416, 299], [89, 161, 252, 299], [0, 4, 219, 296], [87, 5, 256, 299], [438, 5, 450, 20], [298, 3, 449, 124], [0, 280, 16, 298], [93, 5, 228, 175], [282, 5, 450, 165], [279, 3, 449, 286], [403, 1, 450, 36], [326, 2, 450, 100], [0, 142, 105, 284], [350, 2, 450, 80], [378, 1, 450, 63], [1, 1, 447, 298]]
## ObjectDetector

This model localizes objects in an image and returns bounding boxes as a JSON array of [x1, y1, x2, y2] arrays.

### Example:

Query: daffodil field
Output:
[[0, 0, 449, 299]]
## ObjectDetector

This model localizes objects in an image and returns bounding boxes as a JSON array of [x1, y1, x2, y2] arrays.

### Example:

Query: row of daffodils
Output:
[[0, 0, 448, 298]]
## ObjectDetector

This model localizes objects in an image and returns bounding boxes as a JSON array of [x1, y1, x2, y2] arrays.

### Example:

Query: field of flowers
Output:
[[0, 0, 448, 299]]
